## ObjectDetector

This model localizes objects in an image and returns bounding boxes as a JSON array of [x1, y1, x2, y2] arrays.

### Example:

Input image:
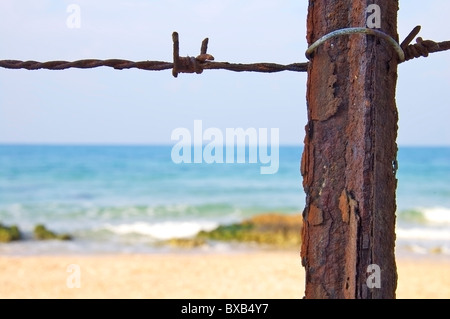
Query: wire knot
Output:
[[172, 32, 214, 77], [401, 26, 442, 62]]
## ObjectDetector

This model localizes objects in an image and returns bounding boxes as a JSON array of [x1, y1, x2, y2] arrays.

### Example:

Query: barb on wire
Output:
[[400, 25, 450, 62]]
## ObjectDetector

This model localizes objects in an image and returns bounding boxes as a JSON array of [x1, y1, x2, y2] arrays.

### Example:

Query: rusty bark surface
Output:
[[301, 0, 398, 298]]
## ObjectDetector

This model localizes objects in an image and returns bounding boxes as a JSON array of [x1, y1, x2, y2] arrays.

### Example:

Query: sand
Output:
[[0, 251, 449, 299]]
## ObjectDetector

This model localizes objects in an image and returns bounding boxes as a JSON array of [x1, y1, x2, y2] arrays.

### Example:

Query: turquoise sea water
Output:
[[0, 145, 449, 256]]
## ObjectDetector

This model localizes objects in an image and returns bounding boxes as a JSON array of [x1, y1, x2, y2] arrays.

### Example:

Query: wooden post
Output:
[[301, 0, 399, 298]]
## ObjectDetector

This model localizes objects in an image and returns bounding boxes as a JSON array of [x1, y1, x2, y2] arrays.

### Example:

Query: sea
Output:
[[0, 145, 449, 257]]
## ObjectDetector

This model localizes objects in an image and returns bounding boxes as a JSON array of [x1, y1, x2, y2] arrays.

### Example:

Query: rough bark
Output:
[[301, 0, 398, 298]]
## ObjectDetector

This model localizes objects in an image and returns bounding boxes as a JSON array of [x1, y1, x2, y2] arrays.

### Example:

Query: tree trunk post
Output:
[[301, 0, 399, 298]]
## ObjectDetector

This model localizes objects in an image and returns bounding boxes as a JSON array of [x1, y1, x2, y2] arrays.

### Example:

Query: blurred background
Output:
[[0, 0, 449, 257]]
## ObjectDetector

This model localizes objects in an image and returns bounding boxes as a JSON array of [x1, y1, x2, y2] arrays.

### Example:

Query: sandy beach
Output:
[[1, 250, 449, 299]]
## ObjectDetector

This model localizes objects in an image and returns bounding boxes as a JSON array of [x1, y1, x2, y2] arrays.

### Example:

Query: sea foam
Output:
[[398, 207, 450, 225], [103, 221, 218, 240], [396, 227, 450, 240], [421, 207, 450, 224]]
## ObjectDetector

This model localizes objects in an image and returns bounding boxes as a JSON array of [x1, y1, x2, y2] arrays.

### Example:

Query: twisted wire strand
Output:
[[0, 59, 173, 71], [202, 62, 308, 73]]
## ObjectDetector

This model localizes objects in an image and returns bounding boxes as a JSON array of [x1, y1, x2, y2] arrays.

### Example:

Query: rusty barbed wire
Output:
[[0, 32, 308, 76], [0, 29, 448, 76], [0, 58, 308, 74]]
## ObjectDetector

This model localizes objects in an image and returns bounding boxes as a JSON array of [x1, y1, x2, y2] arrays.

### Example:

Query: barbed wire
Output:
[[0, 28, 448, 76], [0, 32, 308, 76], [0, 59, 308, 74]]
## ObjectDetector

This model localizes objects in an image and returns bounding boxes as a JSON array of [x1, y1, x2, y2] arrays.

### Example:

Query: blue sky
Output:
[[0, 0, 449, 146]]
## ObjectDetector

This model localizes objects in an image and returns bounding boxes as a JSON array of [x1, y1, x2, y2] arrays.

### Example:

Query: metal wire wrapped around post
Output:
[[305, 27, 406, 62]]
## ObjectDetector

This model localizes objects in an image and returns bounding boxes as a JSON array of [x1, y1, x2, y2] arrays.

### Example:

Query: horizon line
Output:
[[0, 142, 449, 148]]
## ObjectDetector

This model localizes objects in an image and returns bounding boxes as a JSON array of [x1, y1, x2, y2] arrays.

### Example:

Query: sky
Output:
[[0, 0, 449, 146]]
